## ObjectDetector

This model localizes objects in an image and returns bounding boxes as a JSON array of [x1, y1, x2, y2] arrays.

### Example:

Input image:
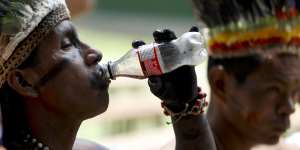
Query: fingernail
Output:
[[132, 40, 146, 48], [189, 26, 199, 32], [149, 77, 159, 83], [197, 87, 202, 92]]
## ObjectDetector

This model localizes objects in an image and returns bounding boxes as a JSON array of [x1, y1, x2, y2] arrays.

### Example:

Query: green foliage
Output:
[[0, 0, 28, 34], [96, 0, 193, 18]]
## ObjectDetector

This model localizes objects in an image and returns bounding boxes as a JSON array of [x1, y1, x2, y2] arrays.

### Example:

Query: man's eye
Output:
[[61, 43, 73, 50], [262, 86, 282, 101], [292, 89, 300, 103], [266, 86, 281, 93]]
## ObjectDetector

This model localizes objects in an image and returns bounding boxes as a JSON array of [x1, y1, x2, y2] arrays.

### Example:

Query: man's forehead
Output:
[[39, 20, 76, 46], [54, 20, 76, 36], [254, 53, 300, 85], [36, 20, 76, 56], [263, 53, 300, 69]]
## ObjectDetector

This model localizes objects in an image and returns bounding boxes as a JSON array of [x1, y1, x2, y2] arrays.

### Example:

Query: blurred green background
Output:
[[97, 0, 194, 17], [72, 1, 206, 149], [74, 0, 198, 60], [72, 1, 300, 150]]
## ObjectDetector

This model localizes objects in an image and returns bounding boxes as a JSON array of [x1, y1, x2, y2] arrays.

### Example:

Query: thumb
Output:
[[148, 76, 164, 96]]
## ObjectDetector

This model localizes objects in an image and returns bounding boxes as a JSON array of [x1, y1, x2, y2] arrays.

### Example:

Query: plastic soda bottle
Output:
[[102, 31, 207, 80]]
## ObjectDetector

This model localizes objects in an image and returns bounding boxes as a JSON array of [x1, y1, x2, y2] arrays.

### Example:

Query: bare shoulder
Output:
[[160, 139, 175, 150], [73, 139, 109, 150], [252, 141, 299, 150]]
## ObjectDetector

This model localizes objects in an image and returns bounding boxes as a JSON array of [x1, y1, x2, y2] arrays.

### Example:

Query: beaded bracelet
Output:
[[161, 87, 208, 124]]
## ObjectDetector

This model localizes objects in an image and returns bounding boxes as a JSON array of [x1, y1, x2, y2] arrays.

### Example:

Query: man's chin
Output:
[[84, 104, 108, 119], [262, 135, 281, 145], [99, 94, 109, 112], [84, 95, 109, 119]]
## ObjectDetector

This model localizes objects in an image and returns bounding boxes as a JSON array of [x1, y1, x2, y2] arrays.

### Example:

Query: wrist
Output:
[[161, 87, 208, 124], [162, 101, 187, 114]]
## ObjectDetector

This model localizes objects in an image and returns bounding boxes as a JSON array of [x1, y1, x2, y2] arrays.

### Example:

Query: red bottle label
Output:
[[137, 45, 163, 76]]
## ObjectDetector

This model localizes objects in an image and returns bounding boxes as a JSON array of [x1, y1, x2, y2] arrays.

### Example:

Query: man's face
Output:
[[25, 20, 110, 119], [221, 54, 300, 145]]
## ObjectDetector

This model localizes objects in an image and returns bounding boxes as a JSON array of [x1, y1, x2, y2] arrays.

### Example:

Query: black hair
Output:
[[0, 47, 38, 149], [191, 0, 298, 28], [191, 0, 298, 83], [207, 55, 263, 84], [18, 47, 39, 69], [0, 83, 28, 149]]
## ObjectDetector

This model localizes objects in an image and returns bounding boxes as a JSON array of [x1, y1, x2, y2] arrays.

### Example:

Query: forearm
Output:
[[172, 114, 217, 150], [145, 26, 212, 149]]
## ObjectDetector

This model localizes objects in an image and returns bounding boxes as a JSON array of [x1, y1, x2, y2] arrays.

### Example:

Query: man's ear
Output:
[[7, 69, 38, 98], [208, 66, 229, 102]]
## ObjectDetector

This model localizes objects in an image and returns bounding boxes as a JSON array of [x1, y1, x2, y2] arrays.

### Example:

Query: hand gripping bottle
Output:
[[102, 31, 207, 80]]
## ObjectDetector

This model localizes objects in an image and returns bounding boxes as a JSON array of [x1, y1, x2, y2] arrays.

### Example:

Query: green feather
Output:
[[0, 0, 35, 35], [192, 0, 299, 28]]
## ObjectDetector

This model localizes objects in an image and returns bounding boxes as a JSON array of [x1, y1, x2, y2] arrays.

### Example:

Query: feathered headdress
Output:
[[192, 0, 300, 58], [0, 0, 70, 88]]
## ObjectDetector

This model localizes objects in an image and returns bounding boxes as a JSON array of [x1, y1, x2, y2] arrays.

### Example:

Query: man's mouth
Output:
[[272, 127, 287, 135], [270, 124, 289, 136], [97, 65, 111, 81], [96, 64, 111, 86], [87, 64, 111, 90]]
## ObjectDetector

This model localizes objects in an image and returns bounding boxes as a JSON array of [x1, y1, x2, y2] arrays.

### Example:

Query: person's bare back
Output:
[[252, 141, 299, 150], [73, 139, 109, 150]]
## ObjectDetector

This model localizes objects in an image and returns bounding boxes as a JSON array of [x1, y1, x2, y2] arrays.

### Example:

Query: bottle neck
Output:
[[106, 61, 115, 80], [98, 63, 114, 80]]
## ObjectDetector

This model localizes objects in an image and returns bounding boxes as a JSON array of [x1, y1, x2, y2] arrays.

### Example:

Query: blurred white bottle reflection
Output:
[[102, 31, 207, 80]]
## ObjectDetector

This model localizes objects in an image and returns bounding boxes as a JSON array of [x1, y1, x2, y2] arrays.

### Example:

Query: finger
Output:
[[153, 29, 166, 43], [197, 87, 202, 92], [153, 29, 177, 43], [148, 76, 164, 95], [162, 29, 177, 41], [162, 80, 177, 100], [198, 93, 207, 99], [189, 26, 199, 32], [132, 40, 146, 48], [148, 76, 178, 102]]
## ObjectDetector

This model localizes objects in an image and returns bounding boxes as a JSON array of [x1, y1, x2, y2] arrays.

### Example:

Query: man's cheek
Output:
[[246, 111, 260, 126]]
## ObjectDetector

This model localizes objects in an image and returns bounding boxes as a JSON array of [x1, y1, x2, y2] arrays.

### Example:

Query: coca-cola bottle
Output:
[[102, 31, 207, 80]]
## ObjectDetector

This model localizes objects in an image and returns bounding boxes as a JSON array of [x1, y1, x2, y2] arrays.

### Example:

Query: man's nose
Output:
[[82, 43, 103, 66], [277, 96, 296, 116]]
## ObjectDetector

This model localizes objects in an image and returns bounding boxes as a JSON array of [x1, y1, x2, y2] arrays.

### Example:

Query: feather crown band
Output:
[[193, 0, 300, 58], [0, 0, 70, 88], [0, 0, 70, 62]]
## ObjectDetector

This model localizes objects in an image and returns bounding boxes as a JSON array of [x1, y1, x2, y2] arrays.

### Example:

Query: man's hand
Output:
[[133, 27, 201, 113], [132, 27, 216, 150]]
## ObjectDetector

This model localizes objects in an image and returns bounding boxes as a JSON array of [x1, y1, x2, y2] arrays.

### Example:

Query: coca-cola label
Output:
[[137, 44, 162, 76]]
